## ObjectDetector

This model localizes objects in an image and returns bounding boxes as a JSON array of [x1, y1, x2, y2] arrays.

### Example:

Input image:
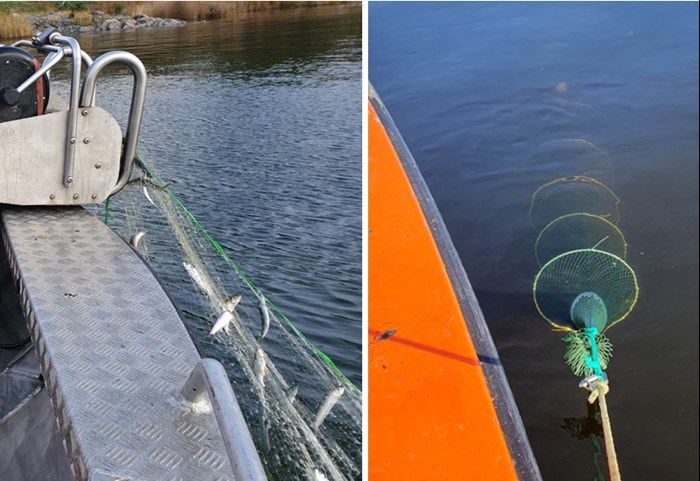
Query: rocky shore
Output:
[[27, 11, 186, 36]]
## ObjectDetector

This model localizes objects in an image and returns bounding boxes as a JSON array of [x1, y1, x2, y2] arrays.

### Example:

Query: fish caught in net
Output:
[[100, 158, 361, 480]]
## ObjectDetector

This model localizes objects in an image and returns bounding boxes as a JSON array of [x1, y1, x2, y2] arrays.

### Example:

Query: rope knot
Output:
[[586, 379, 610, 404]]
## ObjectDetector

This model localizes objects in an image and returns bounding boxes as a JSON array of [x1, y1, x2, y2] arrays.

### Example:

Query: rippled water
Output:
[[34, 7, 362, 478], [371, 2, 698, 480], [48, 4, 361, 386]]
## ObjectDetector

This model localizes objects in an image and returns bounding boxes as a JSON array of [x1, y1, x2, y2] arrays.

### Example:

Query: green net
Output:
[[535, 213, 627, 266], [97, 157, 361, 480], [529, 176, 621, 229], [533, 249, 638, 332], [570, 292, 608, 331]]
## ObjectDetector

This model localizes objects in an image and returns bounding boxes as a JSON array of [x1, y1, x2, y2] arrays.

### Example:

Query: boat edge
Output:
[[369, 83, 543, 481]]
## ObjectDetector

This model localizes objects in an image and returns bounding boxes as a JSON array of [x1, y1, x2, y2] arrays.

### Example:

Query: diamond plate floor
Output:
[[1, 207, 237, 481]]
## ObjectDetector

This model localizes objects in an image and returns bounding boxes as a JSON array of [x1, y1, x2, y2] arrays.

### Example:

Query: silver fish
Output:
[[221, 294, 242, 312], [209, 310, 233, 336], [143, 186, 155, 206], [182, 262, 215, 299], [209, 295, 242, 335], [313, 469, 329, 481], [253, 348, 268, 388], [313, 386, 345, 429], [284, 384, 299, 404], [258, 295, 270, 341], [254, 347, 270, 450], [129, 231, 146, 248]]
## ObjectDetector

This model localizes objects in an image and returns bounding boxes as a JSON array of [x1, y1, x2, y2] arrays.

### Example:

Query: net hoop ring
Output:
[[532, 248, 639, 332], [535, 212, 628, 266], [528, 176, 621, 228]]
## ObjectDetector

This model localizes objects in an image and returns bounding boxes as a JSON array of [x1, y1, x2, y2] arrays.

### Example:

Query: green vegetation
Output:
[[0, 2, 50, 14], [52, 2, 90, 12], [0, 1, 343, 41]]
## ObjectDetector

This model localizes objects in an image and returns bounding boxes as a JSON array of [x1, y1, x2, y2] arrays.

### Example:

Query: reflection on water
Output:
[[371, 2, 698, 480], [562, 403, 606, 481]]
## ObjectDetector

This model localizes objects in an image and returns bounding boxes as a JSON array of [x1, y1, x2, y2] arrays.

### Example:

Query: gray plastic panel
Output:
[[1, 207, 236, 481]]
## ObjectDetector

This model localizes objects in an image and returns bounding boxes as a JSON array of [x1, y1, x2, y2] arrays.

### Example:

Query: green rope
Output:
[[591, 435, 605, 481], [563, 329, 612, 377], [562, 327, 619, 480], [133, 155, 360, 394], [584, 327, 604, 379], [104, 196, 112, 225]]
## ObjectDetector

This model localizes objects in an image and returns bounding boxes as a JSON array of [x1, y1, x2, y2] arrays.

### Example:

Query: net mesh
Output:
[[535, 213, 627, 266], [529, 176, 620, 229], [533, 249, 638, 332], [100, 159, 361, 481], [570, 292, 608, 331]]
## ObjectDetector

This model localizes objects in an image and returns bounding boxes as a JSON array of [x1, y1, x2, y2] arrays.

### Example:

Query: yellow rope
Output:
[[587, 381, 621, 481]]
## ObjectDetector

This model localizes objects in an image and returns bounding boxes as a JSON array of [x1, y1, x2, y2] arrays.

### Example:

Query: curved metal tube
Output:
[[52, 34, 82, 187], [10, 40, 93, 67], [80, 51, 147, 196], [182, 359, 266, 481], [15, 50, 64, 93], [10, 40, 33, 48]]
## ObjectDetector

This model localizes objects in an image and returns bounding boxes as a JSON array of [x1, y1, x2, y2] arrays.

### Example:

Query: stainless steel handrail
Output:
[[15, 50, 65, 93], [79, 51, 147, 196], [50, 34, 83, 187], [11, 40, 94, 68], [181, 359, 266, 481]]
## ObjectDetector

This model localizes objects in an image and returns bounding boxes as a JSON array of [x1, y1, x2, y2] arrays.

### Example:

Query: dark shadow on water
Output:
[[562, 402, 606, 481]]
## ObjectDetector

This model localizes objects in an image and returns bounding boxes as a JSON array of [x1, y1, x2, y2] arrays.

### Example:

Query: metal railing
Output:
[[79, 50, 147, 195], [8, 28, 146, 196], [181, 359, 267, 481]]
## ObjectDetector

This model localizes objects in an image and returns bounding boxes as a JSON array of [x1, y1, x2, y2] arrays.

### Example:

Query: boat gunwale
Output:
[[369, 83, 543, 481]]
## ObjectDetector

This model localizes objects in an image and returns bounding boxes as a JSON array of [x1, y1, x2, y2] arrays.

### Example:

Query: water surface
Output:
[[58, 4, 363, 387]]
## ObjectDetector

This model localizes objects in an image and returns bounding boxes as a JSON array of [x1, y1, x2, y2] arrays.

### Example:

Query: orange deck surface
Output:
[[369, 102, 519, 480]]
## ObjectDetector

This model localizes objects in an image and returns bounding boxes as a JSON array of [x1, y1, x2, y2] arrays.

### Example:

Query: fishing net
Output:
[[526, 138, 615, 184], [533, 249, 638, 332], [570, 292, 608, 331], [530, 171, 636, 481], [529, 176, 620, 229], [99, 157, 361, 481], [535, 213, 627, 266]]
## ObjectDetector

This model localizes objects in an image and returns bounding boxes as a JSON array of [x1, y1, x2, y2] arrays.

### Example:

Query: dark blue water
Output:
[[58, 4, 362, 386], [371, 2, 698, 481]]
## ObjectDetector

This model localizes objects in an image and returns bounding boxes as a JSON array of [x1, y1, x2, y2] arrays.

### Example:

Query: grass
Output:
[[97, 2, 332, 21], [0, 2, 341, 40], [0, 13, 33, 40], [71, 10, 93, 26], [0, 2, 50, 14]]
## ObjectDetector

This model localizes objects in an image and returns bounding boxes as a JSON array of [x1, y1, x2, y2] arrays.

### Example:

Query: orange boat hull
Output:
[[368, 86, 541, 481]]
